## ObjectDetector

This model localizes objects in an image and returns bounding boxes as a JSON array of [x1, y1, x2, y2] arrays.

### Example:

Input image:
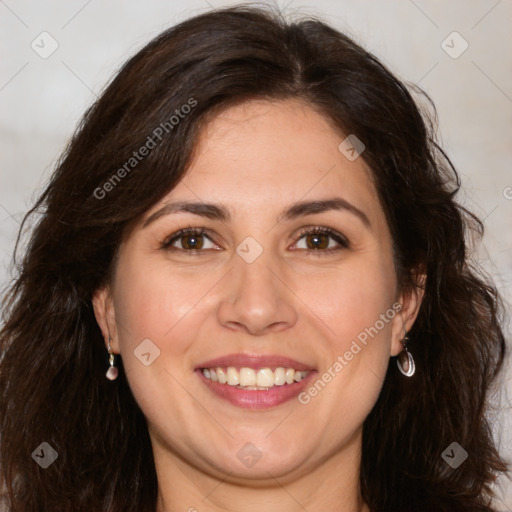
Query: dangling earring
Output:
[[397, 329, 415, 377], [105, 335, 119, 381]]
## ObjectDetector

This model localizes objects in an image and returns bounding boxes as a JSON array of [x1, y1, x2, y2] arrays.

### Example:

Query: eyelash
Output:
[[160, 226, 350, 255]]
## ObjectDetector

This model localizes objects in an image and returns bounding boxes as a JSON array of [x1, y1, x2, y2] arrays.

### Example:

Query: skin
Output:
[[93, 98, 424, 512]]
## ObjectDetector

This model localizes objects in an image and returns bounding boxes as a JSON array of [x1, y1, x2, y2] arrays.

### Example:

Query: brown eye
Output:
[[305, 233, 329, 250], [162, 228, 217, 251], [294, 227, 350, 252], [180, 234, 204, 250]]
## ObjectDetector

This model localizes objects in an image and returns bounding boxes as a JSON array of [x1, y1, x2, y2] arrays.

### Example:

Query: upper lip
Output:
[[196, 353, 315, 371]]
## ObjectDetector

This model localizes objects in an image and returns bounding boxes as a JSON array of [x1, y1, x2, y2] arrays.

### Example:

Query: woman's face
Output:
[[94, 98, 420, 483]]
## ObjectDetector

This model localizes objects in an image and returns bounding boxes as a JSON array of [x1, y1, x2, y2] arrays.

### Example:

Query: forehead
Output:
[[168, 98, 383, 223]]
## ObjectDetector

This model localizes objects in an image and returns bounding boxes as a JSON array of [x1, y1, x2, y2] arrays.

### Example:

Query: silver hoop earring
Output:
[[105, 336, 119, 381], [397, 330, 415, 377]]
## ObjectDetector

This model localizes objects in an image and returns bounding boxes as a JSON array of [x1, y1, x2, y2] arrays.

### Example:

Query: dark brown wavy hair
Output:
[[0, 4, 508, 511]]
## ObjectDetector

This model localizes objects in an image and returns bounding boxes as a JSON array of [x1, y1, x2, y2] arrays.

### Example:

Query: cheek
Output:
[[295, 252, 397, 425], [296, 251, 397, 415], [112, 253, 207, 343], [110, 250, 227, 407], [296, 252, 397, 347], [110, 254, 206, 417]]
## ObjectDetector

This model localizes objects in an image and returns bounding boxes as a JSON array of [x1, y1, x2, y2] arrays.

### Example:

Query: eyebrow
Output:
[[278, 198, 370, 227], [143, 201, 230, 227], [143, 197, 371, 229]]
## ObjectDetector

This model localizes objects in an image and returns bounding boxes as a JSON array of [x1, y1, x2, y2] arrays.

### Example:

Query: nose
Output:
[[216, 253, 298, 336]]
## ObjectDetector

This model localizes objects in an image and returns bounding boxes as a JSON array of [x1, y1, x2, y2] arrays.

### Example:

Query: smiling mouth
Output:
[[200, 366, 311, 390], [197, 365, 316, 409]]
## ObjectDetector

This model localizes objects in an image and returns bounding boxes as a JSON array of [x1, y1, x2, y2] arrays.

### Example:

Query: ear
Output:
[[92, 286, 119, 353], [390, 272, 426, 356]]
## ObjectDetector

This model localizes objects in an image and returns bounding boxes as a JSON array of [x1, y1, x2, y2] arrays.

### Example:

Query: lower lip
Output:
[[196, 370, 317, 409]]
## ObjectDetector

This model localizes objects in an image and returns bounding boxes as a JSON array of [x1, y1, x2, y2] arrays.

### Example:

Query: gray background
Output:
[[1, 0, 511, 508]]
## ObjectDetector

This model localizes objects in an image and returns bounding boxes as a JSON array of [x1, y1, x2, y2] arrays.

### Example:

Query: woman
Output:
[[0, 4, 508, 512]]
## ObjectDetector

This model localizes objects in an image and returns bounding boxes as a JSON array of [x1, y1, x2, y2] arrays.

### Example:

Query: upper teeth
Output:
[[202, 367, 309, 389]]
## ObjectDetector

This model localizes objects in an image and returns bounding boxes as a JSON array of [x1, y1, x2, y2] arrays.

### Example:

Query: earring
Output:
[[397, 329, 415, 377], [105, 335, 119, 381]]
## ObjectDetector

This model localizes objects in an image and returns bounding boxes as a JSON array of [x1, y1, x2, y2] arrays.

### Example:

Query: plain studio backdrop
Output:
[[0, 0, 511, 509]]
